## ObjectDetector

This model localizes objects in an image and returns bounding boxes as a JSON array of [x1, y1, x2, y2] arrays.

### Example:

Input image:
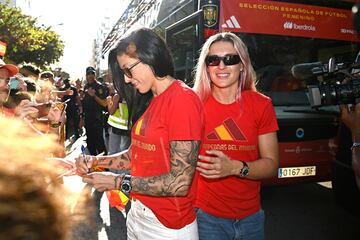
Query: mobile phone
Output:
[[9, 77, 19, 90], [34, 102, 52, 118]]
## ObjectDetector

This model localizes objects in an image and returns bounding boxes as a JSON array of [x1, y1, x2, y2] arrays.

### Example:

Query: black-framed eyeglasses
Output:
[[120, 60, 141, 78], [205, 55, 241, 67]]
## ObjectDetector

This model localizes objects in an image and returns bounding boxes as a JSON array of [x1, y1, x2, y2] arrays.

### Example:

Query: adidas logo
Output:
[[207, 118, 246, 141], [221, 16, 241, 29]]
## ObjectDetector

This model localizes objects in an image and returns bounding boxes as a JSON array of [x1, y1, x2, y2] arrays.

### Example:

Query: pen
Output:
[[81, 145, 89, 173]]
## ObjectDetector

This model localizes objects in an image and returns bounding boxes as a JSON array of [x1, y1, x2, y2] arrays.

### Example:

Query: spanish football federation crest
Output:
[[203, 4, 218, 28]]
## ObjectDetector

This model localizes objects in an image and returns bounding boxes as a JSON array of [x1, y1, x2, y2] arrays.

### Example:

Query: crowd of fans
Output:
[[1, 26, 359, 240], [0, 57, 128, 238]]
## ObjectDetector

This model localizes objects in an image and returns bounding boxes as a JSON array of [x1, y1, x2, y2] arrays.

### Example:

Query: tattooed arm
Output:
[[95, 148, 132, 170], [76, 148, 131, 174], [131, 140, 200, 197]]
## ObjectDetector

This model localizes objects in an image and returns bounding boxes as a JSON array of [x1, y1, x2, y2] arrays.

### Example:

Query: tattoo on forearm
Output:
[[96, 151, 131, 170], [118, 152, 131, 169], [132, 141, 200, 196]]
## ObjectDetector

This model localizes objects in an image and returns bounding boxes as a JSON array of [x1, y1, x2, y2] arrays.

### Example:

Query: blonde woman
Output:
[[193, 32, 279, 240]]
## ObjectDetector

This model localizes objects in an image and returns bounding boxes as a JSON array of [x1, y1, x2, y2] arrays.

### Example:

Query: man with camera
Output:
[[341, 103, 360, 190]]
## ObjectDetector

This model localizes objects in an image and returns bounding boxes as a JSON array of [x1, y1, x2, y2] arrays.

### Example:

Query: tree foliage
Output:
[[0, 3, 65, 69]]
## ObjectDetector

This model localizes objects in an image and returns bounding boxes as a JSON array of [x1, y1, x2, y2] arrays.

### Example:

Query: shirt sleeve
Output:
[[257, 100, 279, 135], [167, 90, 204, 141]]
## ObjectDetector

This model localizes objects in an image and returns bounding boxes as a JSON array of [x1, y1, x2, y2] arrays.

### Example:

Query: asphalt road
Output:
[[262, 182, 360, 240], [64, 138, 360, 240], [65, 179, 360, 240]]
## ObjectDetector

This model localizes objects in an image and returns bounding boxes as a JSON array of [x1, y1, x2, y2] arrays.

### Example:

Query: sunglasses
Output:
[[120, 60, 141, 78], [205, 54, 241, 66]]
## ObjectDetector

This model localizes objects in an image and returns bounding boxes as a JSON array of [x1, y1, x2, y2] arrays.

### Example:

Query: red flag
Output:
[[0, 41, 7, 57], [106, 190, 129, 211]]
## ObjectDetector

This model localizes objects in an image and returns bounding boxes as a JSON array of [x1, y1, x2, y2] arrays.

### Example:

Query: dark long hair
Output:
[[109, 28, 174, 128]]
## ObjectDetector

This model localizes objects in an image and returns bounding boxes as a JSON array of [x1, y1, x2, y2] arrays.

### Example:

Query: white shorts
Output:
[[127, 199, 198, 240]]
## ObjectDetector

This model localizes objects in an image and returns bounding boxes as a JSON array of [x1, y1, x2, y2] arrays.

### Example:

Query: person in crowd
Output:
[[82, 66, 108, 156], [0, 60, 67, 157], [61, 78, 82, 141], [105, 82, 132, 236], [0, 59, 18, 114], [39, 71, 55, 84], [19, 63, 41, 81], [35, 71, 55, 103], [5, 73, 31, 109], [76, 28, 203, 240], [341, 103, 360, 189], [0, 116, 89, 240], [75, 78, 85, 102], [0, 59, 60, 132], [81, 66, 109, 226], [98, 76, 111, 152], [106, 83, 130, 155], [192, 32, 279, 240]]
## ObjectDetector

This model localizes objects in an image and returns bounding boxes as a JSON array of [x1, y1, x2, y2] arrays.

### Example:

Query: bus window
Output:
[[238, 33, 359, 106]]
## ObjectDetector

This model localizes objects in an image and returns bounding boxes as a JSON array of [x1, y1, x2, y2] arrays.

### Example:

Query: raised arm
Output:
[[107, 94, 120, 115]]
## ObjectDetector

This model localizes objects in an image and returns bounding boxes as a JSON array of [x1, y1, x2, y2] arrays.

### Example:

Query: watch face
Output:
[[242, 168, 249, 176], [122, 183, 131, 192]]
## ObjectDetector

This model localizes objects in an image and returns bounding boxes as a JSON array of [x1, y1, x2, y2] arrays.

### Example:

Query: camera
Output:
[[291, 57, 360, 107]]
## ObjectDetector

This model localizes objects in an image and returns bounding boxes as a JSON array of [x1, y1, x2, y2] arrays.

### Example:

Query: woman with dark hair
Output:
[[76, 28, 203, 239], [193, 32, 279, 240]]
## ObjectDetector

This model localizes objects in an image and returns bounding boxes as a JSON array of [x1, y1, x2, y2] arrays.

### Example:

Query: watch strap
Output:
[[123, 174, 132, 182], [239, 161, 249, 177]]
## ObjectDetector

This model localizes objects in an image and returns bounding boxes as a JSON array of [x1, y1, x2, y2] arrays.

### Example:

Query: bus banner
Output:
[[220, 0, 360, 42]]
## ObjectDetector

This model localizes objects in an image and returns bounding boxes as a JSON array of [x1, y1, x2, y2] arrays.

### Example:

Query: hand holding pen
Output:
[[75, 145, 92, 175], [75, 145, 104, 175]]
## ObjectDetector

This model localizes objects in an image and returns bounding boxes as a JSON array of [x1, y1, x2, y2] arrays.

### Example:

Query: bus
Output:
[[101, 0, 360, 210], [164, 0, 360, 211]]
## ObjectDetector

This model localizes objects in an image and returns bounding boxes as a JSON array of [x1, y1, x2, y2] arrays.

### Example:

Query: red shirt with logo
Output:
[[194, 91, 278, 219], [131, 80, 204, 229]]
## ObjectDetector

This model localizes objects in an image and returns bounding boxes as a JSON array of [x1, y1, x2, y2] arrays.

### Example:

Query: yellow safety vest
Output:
[[107, 100, 129, 130]]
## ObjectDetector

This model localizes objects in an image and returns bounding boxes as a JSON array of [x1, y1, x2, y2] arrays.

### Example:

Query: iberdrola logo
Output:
[[207, 118, 247, 141]]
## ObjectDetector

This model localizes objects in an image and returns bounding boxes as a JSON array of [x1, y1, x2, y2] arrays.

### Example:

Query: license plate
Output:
[[278, 166, 316, 178]]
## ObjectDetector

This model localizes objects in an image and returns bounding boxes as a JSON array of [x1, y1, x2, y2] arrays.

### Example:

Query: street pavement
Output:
[[63, 136, 127, 240]]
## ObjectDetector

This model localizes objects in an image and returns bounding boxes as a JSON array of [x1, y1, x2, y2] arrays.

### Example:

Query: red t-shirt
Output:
[[194, 91, 278, 219], [131, 80, 204, 229]]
